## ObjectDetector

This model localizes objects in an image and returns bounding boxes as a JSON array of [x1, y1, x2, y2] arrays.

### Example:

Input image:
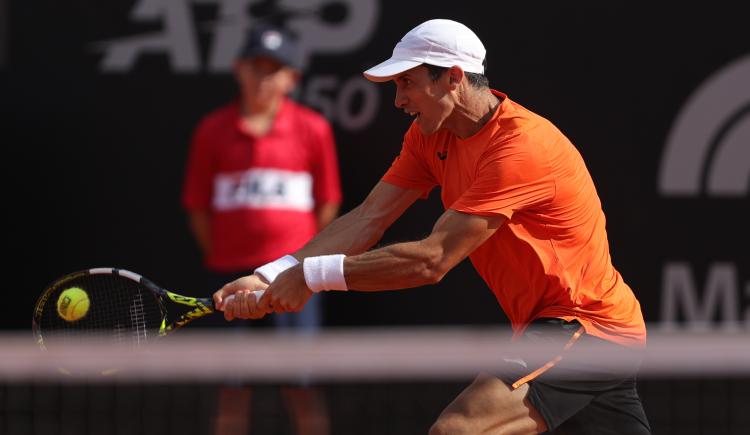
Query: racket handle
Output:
[[223, 290, 265, 305], [253, 289, 265, 302]]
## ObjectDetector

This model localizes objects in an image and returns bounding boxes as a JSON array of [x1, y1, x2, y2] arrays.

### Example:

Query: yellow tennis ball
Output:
[[57, 287, 90, 322]]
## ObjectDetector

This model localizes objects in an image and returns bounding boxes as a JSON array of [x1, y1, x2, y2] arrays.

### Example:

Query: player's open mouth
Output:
[[407, 111, 421, 121]]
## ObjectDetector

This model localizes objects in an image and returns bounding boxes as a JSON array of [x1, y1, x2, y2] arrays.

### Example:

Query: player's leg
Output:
[[429, 372, 547, 435], [502, 319, 651, 434]]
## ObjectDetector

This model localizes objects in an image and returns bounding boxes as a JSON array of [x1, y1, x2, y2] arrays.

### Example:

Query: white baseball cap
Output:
[[363, 19, 486, 82]]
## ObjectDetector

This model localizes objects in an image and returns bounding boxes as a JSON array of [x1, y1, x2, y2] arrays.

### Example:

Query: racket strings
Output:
[[129, 291, 148, 345], [38, 273, 163, 348]]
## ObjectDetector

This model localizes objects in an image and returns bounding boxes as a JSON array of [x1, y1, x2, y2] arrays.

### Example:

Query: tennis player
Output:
[[216, 19, 651, 434]]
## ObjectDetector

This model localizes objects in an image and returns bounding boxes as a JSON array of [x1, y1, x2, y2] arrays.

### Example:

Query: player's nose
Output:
[[394, 88, 407, 109]]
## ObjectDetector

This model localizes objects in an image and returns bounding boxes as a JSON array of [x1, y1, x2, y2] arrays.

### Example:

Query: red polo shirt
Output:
[[182, 98, 342, 272]]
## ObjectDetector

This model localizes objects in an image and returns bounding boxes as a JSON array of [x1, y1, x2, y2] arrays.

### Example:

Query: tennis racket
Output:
[[32, 267, 260, 350]]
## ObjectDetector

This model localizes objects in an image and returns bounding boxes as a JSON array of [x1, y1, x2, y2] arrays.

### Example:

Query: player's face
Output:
[[393, 66, 453, 135], [234, 57, 298, 109]]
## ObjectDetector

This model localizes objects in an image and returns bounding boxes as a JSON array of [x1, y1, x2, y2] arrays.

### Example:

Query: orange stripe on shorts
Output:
[[510, 326, 585, 390]]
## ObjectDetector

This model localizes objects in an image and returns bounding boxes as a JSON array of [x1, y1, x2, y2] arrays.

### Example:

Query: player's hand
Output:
[[257, 265, 312, 313], [214, 274, 269, 320]]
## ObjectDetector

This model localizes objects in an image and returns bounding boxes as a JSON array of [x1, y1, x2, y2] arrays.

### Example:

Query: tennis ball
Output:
[[57, 287, 90, 322]]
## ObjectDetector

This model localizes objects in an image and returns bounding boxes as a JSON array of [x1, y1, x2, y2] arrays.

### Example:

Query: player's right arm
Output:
[[214, 181, 423, 314], [296, 181, 423, 259]]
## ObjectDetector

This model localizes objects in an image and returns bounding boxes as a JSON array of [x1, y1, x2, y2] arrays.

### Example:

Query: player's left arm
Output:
[[315, 202, 340, 231], [343, 209, 505, 290], [259, 209, 506, 313]]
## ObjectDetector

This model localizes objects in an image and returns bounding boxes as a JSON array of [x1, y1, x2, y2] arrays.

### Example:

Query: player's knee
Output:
[[429, 399, 544, 435], [429, 414, 473, 435]]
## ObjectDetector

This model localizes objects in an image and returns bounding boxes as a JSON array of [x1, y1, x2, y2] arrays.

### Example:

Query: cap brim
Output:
[[363, 58, 423, 82], [240, 48, 299, 70]]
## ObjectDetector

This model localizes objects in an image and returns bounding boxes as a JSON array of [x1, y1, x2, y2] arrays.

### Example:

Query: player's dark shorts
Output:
[[497, 318, 651, 434]]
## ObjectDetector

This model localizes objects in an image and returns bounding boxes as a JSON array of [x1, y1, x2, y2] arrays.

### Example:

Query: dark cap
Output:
[[238, 24, 302, 70]]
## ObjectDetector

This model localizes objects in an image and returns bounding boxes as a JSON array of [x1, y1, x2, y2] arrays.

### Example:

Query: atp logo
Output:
[[91, 0, 382, 131], [658, 54, 750, 197], [92, 0, 379, 73]]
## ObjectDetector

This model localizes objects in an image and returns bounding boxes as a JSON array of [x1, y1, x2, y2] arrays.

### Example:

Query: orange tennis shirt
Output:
[[382, 90, 646, 347]]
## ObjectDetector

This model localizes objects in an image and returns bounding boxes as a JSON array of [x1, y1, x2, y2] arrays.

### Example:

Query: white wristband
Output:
[[254, 255, 299, 283], [303, 254, 348, 292]]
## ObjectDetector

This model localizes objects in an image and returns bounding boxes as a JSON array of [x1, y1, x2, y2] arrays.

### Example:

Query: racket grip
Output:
[[223, 290, 265, 305], [252, 289, 266, 302]]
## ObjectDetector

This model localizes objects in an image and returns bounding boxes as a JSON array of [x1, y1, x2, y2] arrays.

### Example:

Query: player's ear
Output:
[[447, 66, 464, 90]]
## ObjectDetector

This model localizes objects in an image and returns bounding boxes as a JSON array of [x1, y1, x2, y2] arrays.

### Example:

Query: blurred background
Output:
[[2, 0, 748, 434]]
